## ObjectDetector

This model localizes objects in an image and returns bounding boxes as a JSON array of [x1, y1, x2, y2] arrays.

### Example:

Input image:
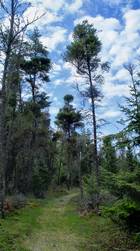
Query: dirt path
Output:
[[23, 192, 89, 251]]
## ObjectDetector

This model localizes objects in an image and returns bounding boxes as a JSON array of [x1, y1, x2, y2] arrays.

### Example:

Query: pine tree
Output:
[[21, 28, 51, 103], [56, 95, 83, 189], [121, 64, 140, 146], [64, 20, 109, 205]]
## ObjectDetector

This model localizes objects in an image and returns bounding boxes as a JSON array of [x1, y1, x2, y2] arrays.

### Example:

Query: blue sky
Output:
[[4, 0, 140, 135]]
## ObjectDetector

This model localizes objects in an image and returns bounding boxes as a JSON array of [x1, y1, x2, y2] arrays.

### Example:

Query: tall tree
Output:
[[56, 95, 83, 189], [0, 0, 41, 217], [64, 20, 108, 202], [16, 27, 51, 195], [56, 95, 83, 139], [20, 27, 51, 145]]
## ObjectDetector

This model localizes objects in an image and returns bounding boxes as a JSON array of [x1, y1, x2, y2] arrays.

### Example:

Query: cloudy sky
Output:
[[26, 0, 140, 135]]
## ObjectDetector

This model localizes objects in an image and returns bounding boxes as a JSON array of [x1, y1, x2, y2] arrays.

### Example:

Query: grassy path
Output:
[[0, 192, 139, 251], [23, 192, 86, 251]]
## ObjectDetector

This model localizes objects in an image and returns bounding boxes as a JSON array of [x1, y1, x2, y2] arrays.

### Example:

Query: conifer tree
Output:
[[102, 135, 117, 173], [56, 95, 83, 189], [64, 20, 109, 204], [121, 64, 140, 146]]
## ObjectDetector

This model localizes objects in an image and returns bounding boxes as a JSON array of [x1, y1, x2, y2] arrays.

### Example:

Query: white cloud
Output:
[[30, 0, 65, 12], [28, 0, 84, 19], [53, 79, 64, 86], [103, 75, 130, 98], [50, 106, 59, 115], [63, 62, 77, 75], [53, 63, 62, 72], [51, 63, 62, 77], [74, 15, 121, 31], [67, 0, 84, 13], [41, 27, 67, 51], [124, 9, 140, 32], [104, 110, 121, 118], [44, 12, 64, 24], [111, 47, 132, 67], [115, 68, 130, 82]]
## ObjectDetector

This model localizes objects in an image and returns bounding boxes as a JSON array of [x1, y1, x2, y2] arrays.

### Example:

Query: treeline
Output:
[[0, 0, 140, 236], [0, 0, 54, 216]]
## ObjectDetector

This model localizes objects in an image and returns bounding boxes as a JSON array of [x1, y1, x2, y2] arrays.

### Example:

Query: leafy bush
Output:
[[104, 197, 140, 232]]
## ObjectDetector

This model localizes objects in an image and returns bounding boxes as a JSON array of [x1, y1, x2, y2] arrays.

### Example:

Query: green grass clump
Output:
[[0, 200, 44, 251]]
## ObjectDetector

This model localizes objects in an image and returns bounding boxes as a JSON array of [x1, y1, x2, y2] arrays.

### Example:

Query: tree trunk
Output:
[[0, 0, 15, 217], [79, 151, 84, 200], [87, 62, 99, 189], [57, 161, 62, 186], [0, 92, 5, 218]]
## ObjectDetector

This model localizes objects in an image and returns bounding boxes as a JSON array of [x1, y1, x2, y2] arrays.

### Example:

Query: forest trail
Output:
[[0, 191, 138, 251], [22, 192, 136, 251], [23, 192, 92, 251]]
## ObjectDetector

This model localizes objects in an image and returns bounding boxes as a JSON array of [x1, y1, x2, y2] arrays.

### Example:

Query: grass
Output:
[[0, 199, 45, 251], [0, 191, 139, 251]]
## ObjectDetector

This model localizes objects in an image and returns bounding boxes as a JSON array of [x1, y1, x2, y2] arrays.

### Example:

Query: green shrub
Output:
[[104, 197, 140, 232]]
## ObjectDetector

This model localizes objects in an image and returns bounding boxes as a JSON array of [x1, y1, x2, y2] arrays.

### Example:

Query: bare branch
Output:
[[12, 12, 46, 43], [0, 0, 10, 15]]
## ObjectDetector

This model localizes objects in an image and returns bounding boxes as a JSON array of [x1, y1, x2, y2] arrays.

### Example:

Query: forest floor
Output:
[[0, 190, 139, 251]]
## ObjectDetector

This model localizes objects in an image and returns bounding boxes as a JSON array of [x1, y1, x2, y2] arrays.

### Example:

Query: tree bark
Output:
[[0, 0, 15, 217], [87, 60, 99, 189]]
